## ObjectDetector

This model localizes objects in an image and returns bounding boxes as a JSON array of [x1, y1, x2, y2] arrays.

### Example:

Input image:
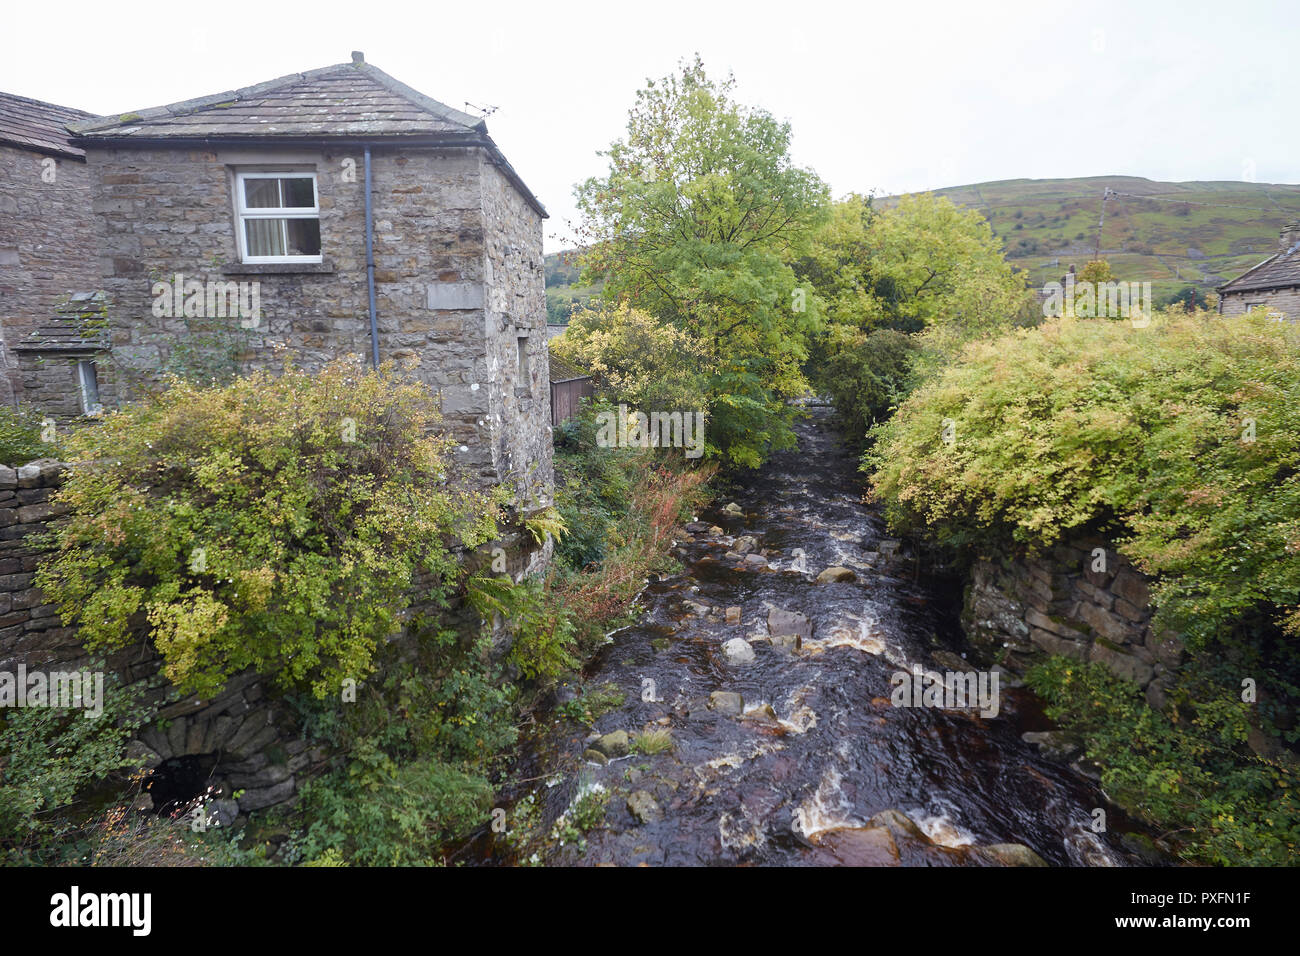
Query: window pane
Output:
[[244, 178, 281, 209], [285, 218, 321, 256], [281, 177, 315, 208], [246, 218, 286, 256]]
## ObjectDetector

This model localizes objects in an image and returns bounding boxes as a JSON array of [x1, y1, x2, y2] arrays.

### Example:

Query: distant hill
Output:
[[882, 176, 1300, 298], [545, 176, 1300, 309], [544, 249, 601, 324]]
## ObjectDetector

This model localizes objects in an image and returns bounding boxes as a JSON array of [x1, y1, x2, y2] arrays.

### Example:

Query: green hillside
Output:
[[883, 176, 1300, 299]]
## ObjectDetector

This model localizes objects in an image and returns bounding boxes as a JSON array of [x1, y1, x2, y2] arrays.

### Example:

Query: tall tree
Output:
[[575, 56, 829, 467]]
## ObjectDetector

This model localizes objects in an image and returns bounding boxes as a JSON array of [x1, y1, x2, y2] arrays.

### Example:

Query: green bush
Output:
[[822, 329, 920, 440], [868, 310, 1300, 660], [0, 669, 155, 864], [291, 626, 516, 865], [0, 404, 59, 466], [1026, 657, 1298, 866], [35, 359, 502, 699]]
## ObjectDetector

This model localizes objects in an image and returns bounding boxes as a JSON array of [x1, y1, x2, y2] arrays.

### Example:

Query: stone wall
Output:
[[0, 458, 318, 817], [75, 142, 550, 513], [962, 535, 1185, 709], [0, 144, 99, 404], [1220, 286, 1300, 319], [0, 457, 542, 819]]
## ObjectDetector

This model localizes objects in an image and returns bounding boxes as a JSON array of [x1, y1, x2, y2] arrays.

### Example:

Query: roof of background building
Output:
[[1218, 242, 1300, 294], [0, 92, 96, 159], [547, 352, 593, 383]]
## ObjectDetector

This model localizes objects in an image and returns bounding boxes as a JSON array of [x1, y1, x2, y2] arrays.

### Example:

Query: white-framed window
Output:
[[77, 360, 102, 416], [234, 171, 322, 263]]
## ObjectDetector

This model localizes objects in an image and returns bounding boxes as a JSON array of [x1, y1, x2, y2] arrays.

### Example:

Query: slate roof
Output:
[[547, 352, 593, 383], [69, 59, 485, 140], [66, 55, 545, 217], [11, 292, 110, 353], [0, 92, 96, 159], [1218, 240, 1300, 295]]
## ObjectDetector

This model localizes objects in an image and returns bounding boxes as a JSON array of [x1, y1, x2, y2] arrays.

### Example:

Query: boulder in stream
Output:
[[768, 608, 813, 647], [593, 729, 630, 758], [723, 638, 756, 665], [978, 843, 1049, 867], [708, 691, 745, 716], [816, 566, 858, 583], [627, 790, 663, 824]]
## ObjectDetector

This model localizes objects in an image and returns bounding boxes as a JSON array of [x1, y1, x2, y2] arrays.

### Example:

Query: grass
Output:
[[878, 175, 1300, 300], [631, 727, 673, 755]]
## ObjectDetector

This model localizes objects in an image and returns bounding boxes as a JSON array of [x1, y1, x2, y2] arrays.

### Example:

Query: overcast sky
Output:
[[5, 0, 1294, 252]]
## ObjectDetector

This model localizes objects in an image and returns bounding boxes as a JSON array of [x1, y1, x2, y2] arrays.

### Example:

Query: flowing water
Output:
[[497, 408, 1145, 866]]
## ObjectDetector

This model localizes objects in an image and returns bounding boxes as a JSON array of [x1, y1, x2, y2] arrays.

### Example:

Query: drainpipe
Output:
[[364, 146, 379, 368]]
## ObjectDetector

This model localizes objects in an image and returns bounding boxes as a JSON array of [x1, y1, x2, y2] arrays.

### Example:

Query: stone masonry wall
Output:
[[1220, 287, 1300, 319], [480, 156, 554, 521], [962, 535, 1185, 709], [0, 144, 99, 404], [80, 143, 533, 490], [0, 458, 320, 817]]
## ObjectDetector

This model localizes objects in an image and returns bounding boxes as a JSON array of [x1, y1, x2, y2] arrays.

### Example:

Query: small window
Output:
[[517, 336, 530, 387], [235, 172, 322, 263], [77, 361, 102, 416]]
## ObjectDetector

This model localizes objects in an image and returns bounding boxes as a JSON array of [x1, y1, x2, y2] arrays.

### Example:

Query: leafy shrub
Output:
[[36, 359, 501, 699], [0, 669, 155, 864], [823, 329, 920, 440], [0, 404, 59, 466], [868, 310, 1300, 660], [1027, 657, 1298, 866], [291, 626, 516, 865]]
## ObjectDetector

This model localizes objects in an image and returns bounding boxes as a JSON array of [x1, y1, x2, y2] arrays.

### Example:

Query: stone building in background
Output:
[[0, 92, 99, 408], [0, 54, 554, 547], [1217, 221, 1300, 319]]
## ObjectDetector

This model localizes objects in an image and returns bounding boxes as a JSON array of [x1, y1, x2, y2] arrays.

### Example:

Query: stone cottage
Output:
[[0, 92, 100, 409], [2, 53, 554, 533], [1217, 221, 1300, 318]]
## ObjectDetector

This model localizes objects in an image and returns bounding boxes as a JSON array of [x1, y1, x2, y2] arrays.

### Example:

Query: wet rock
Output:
[[723, 638, 756, 665], [878, 539, 902, 556], [683, 600, 712, 616], [979, 843, 1049, 867], [593, 730, 630, 758], [1022, 730, 1080, 762], [209, 799, 239, 827], [931, 650, 969, 671], [584, 748, 609, 765], [1070, 756, 1104, 781], [816, 566, 857, 583], [725, 606, 742, 624], [768, 608, 812, 644], [723, 502, 743, 515], [868, 808, 927, 842], [743, 553, 768, 567], [1119, 831, 1170, 866], [810, 825, 900, 866], [734, 535, 758, 553], [709, 526, 725, 535], [627, 790, 663, 824], [708, 691, 745, 716]]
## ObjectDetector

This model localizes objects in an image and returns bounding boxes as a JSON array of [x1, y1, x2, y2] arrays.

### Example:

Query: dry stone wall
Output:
[[962, 535, 1185, 709]]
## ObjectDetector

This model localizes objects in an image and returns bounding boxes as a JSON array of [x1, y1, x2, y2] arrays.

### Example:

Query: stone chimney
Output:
[[351, 51, 365, 64], [1282, 221, 1300, 252]]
